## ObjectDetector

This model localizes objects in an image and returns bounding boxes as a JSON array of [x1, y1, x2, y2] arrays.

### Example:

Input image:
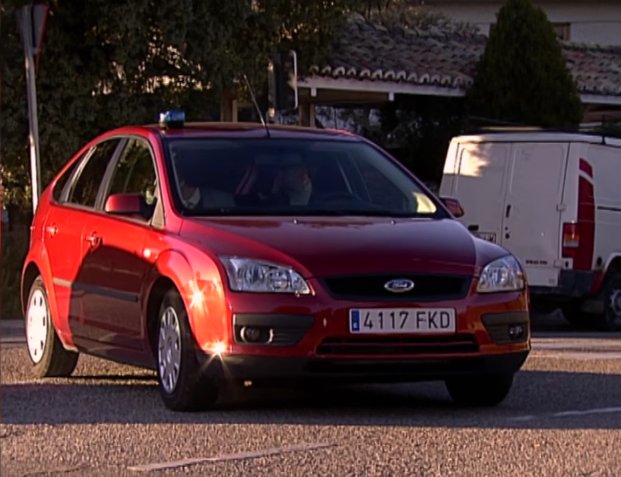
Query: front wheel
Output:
[[445, 373, 514, 407], [156, 288, 219, 411], [25, 276, 79, 377]]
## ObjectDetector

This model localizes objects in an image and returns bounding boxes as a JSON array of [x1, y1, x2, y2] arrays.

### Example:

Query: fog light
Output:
[[240, 326, 271, 344], [508, 324, 525, 340]]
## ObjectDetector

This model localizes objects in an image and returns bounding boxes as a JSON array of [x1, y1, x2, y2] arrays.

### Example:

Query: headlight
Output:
[[220, 257, 311, 295], [477, 255, 525, 293]]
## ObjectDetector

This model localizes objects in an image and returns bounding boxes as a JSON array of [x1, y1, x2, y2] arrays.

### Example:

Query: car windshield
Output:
[[164, 138, 445, 218]]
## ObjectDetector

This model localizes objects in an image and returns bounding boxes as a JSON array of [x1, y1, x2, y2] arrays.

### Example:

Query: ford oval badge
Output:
[[384, 278, 415, 293]]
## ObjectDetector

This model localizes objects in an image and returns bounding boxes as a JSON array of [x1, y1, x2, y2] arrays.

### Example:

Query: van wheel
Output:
[[596, 273, 621, 331], [445, 373, 514, 406], [156, 288, 219, 411], [25, 276, 79, 377]]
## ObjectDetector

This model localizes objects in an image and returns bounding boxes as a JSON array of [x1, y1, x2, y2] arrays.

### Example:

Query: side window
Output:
[[52, 155, 83, 202], [106, 138, 157, 203], [68, 139, 120, 207]]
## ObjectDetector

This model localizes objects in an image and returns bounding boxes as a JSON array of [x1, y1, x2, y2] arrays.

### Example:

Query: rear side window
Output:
[[67, 139, 120, 207]]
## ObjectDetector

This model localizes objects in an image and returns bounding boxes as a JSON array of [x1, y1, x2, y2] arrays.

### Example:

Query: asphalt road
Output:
[[1, 313, 620, 477]]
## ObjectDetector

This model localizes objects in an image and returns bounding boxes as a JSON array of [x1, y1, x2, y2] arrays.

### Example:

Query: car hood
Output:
[[179, 217, 507, 277]]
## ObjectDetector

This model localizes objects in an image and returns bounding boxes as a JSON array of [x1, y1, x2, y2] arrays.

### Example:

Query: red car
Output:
[[22, 111, 530, 411]]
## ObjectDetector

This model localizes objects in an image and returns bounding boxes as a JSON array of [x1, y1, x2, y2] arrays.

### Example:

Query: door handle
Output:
[[46, 225, 58, 236], [505, 205, 512, 218], [85, 233, 101, 248]]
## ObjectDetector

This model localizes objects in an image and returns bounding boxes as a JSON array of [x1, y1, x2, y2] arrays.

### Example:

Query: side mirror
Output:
[[440, 196, 465, 218], [105, 193, 150, 218]]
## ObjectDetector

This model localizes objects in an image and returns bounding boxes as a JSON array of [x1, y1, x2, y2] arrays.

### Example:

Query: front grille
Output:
[[322, 274, 471, 301], [316, 334, 479, 356]]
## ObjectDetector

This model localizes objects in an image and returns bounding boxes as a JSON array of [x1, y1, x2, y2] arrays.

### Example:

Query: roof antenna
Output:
[[242, 73, 270, 138]]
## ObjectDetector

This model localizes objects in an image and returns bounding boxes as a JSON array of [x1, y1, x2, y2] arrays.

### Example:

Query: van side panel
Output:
[[588, 143, 621, 274], [440, 141, 511, 244]]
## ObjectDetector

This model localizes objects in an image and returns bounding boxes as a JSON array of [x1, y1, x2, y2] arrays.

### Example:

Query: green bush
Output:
[[1, 224, 29, 319]]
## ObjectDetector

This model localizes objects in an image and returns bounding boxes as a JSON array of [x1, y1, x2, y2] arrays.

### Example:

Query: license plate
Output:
[[349, 308, 456, 334]]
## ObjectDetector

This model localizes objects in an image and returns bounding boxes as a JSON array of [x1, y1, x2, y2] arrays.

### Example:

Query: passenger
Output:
[[178, 177, 234, 210], [178, 177, 201, 209], [280, 161, 312, 206]]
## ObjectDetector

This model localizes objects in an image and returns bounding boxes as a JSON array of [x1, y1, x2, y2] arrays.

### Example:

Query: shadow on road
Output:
[[1, 368, 619, 430]]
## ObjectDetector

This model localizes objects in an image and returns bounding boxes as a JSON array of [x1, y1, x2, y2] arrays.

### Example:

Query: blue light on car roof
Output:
[[158, 110, 185, 129]]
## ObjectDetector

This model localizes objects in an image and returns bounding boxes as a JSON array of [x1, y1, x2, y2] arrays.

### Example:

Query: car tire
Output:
[[25, 276, 79, 377], [445, 373, 514, 407], [595, 272, 621, 331], [156, 288, 218, 412]]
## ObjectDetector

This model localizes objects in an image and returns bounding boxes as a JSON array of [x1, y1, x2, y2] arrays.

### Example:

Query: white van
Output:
[[440, 131, 621, 330]]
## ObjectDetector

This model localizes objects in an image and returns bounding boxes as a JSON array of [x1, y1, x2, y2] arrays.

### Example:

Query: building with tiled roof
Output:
[[419, 1, 621, 46], [297, 14, 621, 124]]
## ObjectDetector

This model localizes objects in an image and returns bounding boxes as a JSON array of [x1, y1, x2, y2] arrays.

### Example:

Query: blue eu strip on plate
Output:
[[350, 310, 360, 332]]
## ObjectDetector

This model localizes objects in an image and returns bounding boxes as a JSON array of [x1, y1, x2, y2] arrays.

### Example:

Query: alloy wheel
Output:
[[158, 306, 182, 394]]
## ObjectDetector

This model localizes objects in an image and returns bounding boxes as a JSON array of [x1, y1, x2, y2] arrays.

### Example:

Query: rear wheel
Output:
[[25, 276, 79, 377], [445, 374, 514, 406], [595, 272, 621, 331], [156, 288, 218, 411]]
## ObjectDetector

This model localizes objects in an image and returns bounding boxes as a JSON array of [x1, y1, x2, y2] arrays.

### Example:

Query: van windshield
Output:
[[164, 138, 446, 219]]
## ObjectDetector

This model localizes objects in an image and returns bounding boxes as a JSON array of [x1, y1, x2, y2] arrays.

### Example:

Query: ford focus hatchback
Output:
[[22, 113, 530, 411]]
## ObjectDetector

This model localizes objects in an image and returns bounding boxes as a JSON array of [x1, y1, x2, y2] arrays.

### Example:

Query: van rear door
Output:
[[440, 141, 511, 244], [501, 142, 569, 287]]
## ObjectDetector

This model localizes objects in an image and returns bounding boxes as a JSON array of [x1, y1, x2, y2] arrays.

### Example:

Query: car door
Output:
[[47, 138, 123, 343], [79, 137, 159, 350]]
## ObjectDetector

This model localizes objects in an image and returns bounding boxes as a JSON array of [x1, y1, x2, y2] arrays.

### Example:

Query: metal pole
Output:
[[19, 6, 42, 213]]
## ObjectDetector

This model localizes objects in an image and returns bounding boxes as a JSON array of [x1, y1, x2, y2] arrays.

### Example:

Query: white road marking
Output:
[[127, 442, 336, 472], [552, 407, 621, 418], [508, 407, 621, 422]]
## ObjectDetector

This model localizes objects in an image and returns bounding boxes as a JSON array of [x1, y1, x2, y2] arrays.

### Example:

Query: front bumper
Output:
[[194, 278, 531, 384], [212, 350, 529, 384]]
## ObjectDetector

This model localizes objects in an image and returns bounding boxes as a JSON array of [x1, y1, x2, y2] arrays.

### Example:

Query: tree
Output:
[[466, 0, 583, 129]]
